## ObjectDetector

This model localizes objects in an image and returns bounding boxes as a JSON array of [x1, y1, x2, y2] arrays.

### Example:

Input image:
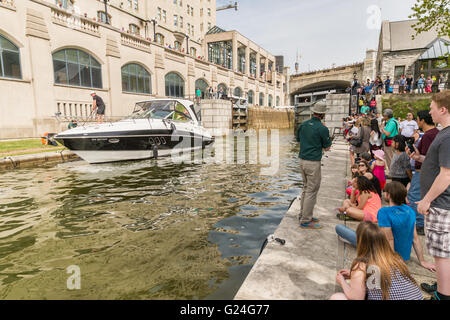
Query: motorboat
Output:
[[55, 99, 214, 164]]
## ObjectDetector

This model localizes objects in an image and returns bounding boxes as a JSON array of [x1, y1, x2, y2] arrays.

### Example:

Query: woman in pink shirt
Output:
[[337, 176, 382, 222]]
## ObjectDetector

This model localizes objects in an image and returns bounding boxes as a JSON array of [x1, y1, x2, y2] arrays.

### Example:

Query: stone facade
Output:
[[0, 0, 287, 139]]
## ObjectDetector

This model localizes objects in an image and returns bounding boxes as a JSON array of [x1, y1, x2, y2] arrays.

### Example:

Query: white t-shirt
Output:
[[400, 120, 418, 137]]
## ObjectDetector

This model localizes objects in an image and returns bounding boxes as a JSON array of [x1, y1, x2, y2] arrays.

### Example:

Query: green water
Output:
[[0, 129, 301, 299]]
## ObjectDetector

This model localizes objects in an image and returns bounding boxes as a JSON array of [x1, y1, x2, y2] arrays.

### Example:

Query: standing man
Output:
[[91, 91, 105, 124], [384, 76, 391, 94], [407, 110, 439, 235], [406, 74, 414, 93], [407, 90, 450, 300], [382, 108, 399, 170], [400, 112, 419, 138], [296, 101, 332, 229], [399, 75, 406, 94]]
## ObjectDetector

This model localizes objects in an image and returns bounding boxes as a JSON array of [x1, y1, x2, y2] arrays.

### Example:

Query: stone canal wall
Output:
[[201, 100, 294, 136], [0, 150, 78, 170]]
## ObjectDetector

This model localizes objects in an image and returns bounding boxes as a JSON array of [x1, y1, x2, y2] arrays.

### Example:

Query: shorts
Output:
[[364, 210, 377, 223], [425, 207, 450, 258], [97, 105, 105, 115]]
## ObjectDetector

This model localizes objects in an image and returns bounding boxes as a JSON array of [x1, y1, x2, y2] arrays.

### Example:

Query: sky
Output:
[[215, 0, 419, 74]]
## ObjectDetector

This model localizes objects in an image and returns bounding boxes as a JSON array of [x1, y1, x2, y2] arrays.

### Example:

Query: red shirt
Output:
[[415, 127, 439, 170]]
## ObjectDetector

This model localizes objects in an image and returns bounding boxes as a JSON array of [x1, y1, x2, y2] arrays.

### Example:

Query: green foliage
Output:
[[382, 95, 432, 119], [409, 0, 450, 40]]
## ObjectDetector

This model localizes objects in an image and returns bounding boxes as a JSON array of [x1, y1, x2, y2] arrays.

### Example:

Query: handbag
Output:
[[350, 137, 362, 147]]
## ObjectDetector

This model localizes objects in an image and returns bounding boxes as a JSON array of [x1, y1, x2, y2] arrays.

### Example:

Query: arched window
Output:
[[0, 35, 21, 79], [174, 41, 182, 50], [122, 63, 151, 94], [247, 90, 254, 104], [234, 87, 242, 97], [268, 94, 273, 107], [155, 33, 165, 46], [259, 93, 264, 106], [165, 72, 184, 97], [52, 48, 102, 88], [217, 83, 227, 97], [276, 96, 280, 106], [195, 78, 208, 99]]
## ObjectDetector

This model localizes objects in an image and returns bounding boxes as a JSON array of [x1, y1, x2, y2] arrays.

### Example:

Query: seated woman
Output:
[[330, 221, 423, 300], [335, 182, 436, 272], [337, 176, 381, 222]]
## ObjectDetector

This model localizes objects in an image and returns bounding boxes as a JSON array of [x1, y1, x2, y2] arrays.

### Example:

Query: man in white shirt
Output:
[[400, 112, 419, 137]]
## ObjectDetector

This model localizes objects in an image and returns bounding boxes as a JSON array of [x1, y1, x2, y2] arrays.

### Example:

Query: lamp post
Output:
[[150, 18, 157, 42], [103, 0, 109, 24]]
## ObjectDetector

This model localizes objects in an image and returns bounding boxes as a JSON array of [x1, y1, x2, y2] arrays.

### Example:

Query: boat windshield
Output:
[[128, 100, 177, 119]]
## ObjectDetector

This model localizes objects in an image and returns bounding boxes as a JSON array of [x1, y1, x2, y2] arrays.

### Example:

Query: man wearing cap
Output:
[[91, 91, 105, 124], [296, 101, 332, 229], [382, 108, 399, 170]]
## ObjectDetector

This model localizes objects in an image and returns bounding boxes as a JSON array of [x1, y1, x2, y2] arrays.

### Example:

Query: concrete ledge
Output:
[[0, 150, 79, 170]]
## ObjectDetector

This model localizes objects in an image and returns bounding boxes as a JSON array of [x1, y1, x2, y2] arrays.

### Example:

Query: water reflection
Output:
[[0, 129, 301, 299]]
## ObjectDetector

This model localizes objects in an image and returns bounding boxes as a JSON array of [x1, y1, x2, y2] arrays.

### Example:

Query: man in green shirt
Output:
[[382, 108, 399, 169], [296, 101, 332, 229]]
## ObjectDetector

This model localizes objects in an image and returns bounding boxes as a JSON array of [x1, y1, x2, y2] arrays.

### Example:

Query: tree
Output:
[[408, 0, 450, 39]]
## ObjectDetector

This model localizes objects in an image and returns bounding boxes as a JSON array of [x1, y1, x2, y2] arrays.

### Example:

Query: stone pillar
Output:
[[106, 34, 122, 116], [232, 32, 238, 73], [245, 45, 250, 76]]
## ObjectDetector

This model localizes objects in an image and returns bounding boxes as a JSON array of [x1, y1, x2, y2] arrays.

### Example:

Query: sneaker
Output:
[[421, 282, 437, 294], [416, 226, 425, 236], [299, 217, 320, 223], [300, 221, 322, 229]]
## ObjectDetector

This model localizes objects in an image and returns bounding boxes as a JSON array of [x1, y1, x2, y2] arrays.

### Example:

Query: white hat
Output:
[[90, 91, 96, 95]]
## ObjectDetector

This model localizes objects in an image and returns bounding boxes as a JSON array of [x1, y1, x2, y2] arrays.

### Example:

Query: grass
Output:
[[0, 139, 65, 157], [382, 94, 432, 119]]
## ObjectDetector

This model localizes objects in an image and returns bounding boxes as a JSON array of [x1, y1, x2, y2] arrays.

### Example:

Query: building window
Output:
[[174, 15, 178, 27], [259, 93, 264, 106], [238, 47, 246, 73], [195, 78, 209, 98], [207, 8, 211, 16], [191, 6, 194, 16], [133, 0, 138, 10], [97, 11, 111, 24], [268, 94, 273, 107], [190, 47, 197, 57], [276, 96, 280, 106], [52, 48, 102, 88], [155, 33, 165, 46], [250, 52, 257, 77], [187, 5, 190, 14], [127, 0, 132, 8], [165, 72, 185, 98], [394, 65, 405, 80], [187, 24, 191, 35], [129, 24, 140, 35], [157, 7, 161, 20], [0, 35, 21, 79], [234, 87, 242, 97], [191, 25, 194, 37], [173, 0, 177, 4], [248, 90, 254, 104], [55, 0, 73, 10], [207, 22, 211, 31], [180, 16, 183, 28], [163, 10, 166, 22], [174, 41, 182, 50], [208, 41, 233, 70], [121, 63, 151, 94]]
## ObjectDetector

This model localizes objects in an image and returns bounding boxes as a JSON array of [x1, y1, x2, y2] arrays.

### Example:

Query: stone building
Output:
[[0, 0, 286, 138], [376, 19, 449, 82]]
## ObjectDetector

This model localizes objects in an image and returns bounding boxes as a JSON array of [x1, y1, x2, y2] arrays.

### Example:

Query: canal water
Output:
[[0, 129, 301, 299]]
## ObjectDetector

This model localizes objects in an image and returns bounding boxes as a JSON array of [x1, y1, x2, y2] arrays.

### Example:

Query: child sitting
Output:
[[337, 176, 381, 222], [371, 149, 386, 190], [346, 164, 360, 196]]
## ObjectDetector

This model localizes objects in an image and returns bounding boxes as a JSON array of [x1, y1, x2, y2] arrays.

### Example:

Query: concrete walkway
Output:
[[234, 136, 436, 300]]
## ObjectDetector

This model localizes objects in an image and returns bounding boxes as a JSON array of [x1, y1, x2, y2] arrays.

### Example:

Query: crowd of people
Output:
[[333, 90, 449, 300], [296, 90, 449, 300], [353, 73, 447, 99]]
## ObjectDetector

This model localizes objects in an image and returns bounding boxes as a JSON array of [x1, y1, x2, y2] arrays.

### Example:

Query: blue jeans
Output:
[[335, 224, 357, 246], [418, 83, 424, 94], [407, 171, 423, 227]]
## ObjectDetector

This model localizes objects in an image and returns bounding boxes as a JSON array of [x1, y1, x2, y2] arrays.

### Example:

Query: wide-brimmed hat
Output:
[[373, 149, 385, 161], [310, 101, 327, 114]]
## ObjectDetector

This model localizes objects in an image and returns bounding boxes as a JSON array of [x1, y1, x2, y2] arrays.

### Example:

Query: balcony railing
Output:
[[56, 101, 93, 121], [121, 32, 151, 52], [51, 6, 100, 37]]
